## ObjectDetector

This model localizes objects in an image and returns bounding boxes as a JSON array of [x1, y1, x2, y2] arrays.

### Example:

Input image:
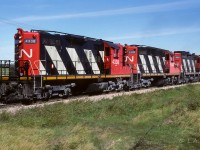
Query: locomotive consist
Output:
[[0, 28, 200, 103]]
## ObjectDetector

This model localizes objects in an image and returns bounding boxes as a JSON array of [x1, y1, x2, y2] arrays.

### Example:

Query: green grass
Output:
[[1, 84, 200, 150], [0, 68, 9, 76]]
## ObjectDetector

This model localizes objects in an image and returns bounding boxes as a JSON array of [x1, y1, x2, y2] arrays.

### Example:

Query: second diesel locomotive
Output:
[[0, 28, 200, 103]]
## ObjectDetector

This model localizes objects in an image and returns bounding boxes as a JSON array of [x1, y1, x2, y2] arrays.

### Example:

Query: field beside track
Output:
[[0, 84, 200, 150]]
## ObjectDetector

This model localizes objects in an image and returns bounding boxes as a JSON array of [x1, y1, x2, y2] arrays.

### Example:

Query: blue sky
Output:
[[0, 0, 200, 60]]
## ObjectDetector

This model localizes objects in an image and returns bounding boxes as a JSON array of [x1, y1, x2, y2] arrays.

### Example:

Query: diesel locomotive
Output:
[[0, 28, 200, 103]]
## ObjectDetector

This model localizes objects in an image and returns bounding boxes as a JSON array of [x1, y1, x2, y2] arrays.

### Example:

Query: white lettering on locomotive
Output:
[[125, 56, 134, 62], [112, 59, 119, 65], [19, 49, 33, 58]]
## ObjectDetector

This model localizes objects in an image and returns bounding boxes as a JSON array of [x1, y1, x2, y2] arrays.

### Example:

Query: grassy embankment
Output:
[[0, 84, 200, 150]]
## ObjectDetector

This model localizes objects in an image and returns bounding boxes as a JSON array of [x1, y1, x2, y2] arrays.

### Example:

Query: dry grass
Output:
[[0, 84, 200, 149]]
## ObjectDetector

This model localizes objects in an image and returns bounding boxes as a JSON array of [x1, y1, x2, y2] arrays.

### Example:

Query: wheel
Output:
[[62, 89, 69, 99], [43, 92, 50, 101]]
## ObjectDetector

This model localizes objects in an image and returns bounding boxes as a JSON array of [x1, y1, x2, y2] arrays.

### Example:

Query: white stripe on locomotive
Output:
[[84, 49, 100, 74], [191, 60, 195, 72], [66, 47, 86, 74], [148, 55, 156, 73], [156, 56, 163, 73], [45, 46, 68, 75], [99, 51, 104, 62], [139, 55, 149, 73], [137, 64, 141, 73], [181, 65, 183, 73], [162, 57, 165, 70], [183, 59, 187, 72], [39, 60, 46, 75], [187, 59, 191, 72]]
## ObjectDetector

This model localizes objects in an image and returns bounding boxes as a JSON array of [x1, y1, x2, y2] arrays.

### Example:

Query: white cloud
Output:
[[105, 27, 200, 40], [14, 0, 200, 22]]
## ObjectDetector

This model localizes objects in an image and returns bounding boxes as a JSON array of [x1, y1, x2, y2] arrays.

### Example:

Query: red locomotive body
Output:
[[15, 28, 40, 76], [165, 52, 182, 74], [173, 52, 182, 74], [109, 44, 138, 75]]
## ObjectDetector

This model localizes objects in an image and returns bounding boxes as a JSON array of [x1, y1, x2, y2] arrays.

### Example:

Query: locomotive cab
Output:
[[164, 52, 181, 74], [174, 52, 182, 73], [14, 28, 40, 76], [195, 55, 200, 72], [103, 42, 121, 74], [164, 52, 171, 73], [104, 46, 111, 74], [123, 45, 138, 73]]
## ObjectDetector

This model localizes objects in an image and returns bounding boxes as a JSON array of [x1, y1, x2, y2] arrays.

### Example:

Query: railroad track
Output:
[[0, 82, 199, 114]]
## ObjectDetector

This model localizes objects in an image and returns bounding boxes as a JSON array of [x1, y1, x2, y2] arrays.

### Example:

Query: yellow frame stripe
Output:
[[1, 73, 199, 81]]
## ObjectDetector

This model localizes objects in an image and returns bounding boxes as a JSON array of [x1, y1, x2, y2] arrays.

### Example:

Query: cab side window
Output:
[[105, 47, 110, 56]]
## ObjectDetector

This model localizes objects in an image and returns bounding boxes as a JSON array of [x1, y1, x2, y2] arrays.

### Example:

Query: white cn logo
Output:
[[19, 49, 33, 58], [125, 56, 134, 62]]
